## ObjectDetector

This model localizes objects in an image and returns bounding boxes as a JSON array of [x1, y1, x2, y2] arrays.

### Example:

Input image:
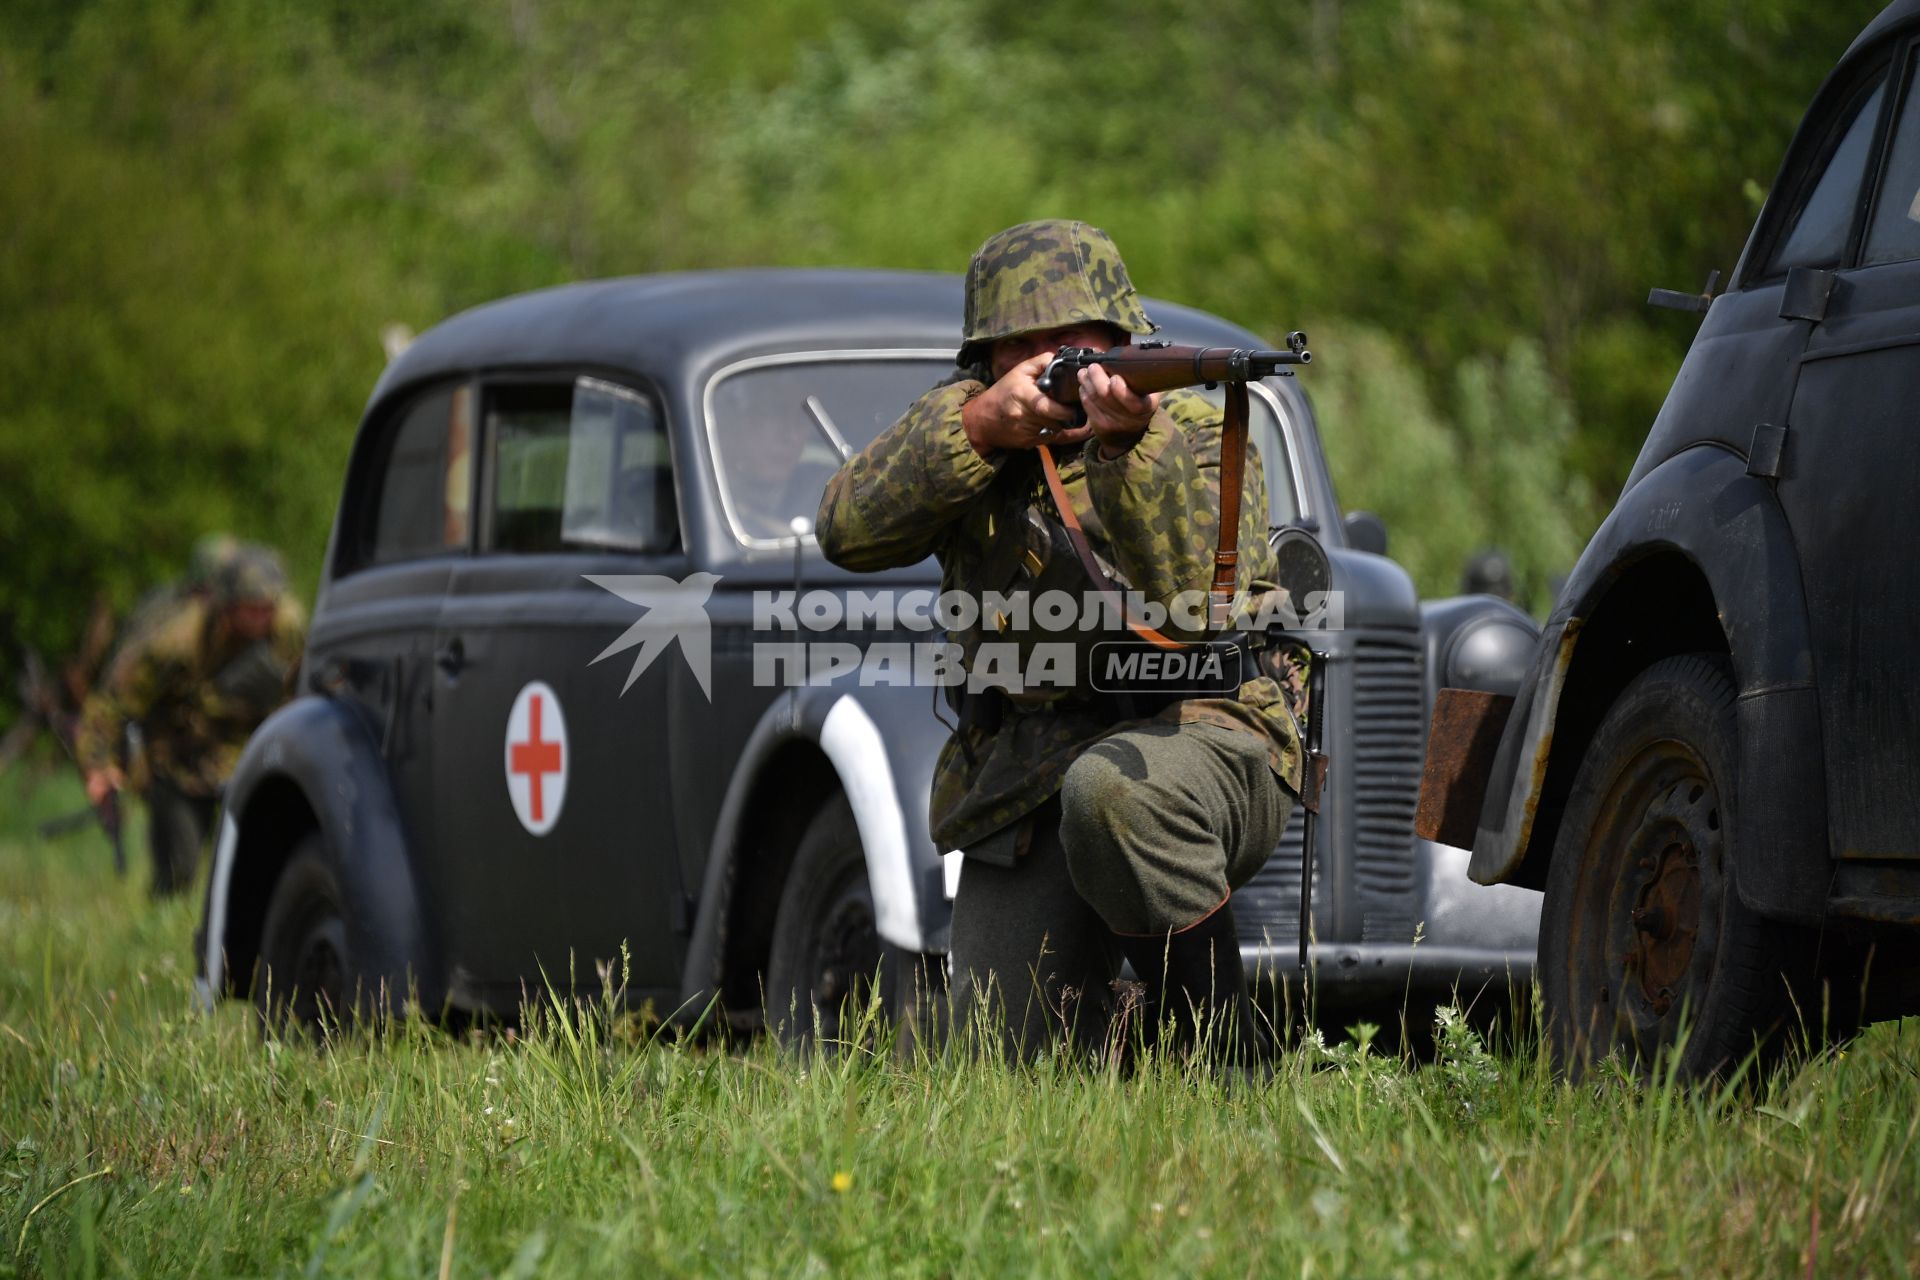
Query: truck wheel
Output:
[[1540, 654, 1806, 1081], [766, 796, 938, 1048], [254, 835, 352, 1039]]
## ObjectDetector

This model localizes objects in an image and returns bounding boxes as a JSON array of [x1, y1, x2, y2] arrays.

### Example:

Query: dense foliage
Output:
[[0, 0, 1879, 691]]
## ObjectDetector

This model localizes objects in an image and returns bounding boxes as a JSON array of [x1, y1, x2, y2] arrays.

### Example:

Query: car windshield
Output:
[[706, 354, 958, 546], [705, 352, 1301, 547]]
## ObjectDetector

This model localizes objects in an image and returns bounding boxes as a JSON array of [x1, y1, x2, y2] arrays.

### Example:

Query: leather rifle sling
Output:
[[1210, 380, 1249, 626], [1036, 379, 1250, 650]]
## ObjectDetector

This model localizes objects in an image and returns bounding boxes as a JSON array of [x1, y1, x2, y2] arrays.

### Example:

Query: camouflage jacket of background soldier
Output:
[[74, 592, 306, 797], [818, 376, 1304, 853]]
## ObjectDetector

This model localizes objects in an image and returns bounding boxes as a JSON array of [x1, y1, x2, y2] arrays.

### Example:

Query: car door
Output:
[[1781, 40, 1920, 862], [1625, 68, 1895, 491], [431, 373, 690, 1007], [307, 379, 475, 915]]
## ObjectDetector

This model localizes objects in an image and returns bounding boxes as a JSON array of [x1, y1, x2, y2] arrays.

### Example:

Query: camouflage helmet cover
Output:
[[187, 532, 242, 590], [958, 219, 1156, 369], [212, 544, 289, 608]]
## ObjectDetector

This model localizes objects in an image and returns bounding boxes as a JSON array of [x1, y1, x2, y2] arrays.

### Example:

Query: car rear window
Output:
[[360, 382, 473, 570]]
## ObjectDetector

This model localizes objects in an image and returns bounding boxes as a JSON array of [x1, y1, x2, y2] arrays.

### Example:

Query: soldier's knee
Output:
[[1059, 749, 1136, 854]]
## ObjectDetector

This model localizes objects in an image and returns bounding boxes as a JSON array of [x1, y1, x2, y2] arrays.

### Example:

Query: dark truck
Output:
[[1422, 0, 1920, 1078], [195, 270, 1539, 1036]]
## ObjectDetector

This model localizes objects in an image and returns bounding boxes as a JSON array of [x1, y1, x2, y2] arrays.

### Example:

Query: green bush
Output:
[[0, 0, 1871, 709]]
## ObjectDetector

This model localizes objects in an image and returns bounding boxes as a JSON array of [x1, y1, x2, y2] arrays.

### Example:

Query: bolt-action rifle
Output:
[[1034, 334, 1311, 407], [1030, 334, 1312, 636]]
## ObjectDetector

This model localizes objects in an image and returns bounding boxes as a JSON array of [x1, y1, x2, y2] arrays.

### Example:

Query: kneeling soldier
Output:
[[816, 220, 1304, 1063]]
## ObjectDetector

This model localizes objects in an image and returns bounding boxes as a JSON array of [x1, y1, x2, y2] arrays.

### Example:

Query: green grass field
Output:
[[1, 769, 1916, 1278]]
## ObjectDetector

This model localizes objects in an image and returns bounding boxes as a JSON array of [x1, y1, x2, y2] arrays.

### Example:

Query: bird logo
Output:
[[583, 572, 722, 700]]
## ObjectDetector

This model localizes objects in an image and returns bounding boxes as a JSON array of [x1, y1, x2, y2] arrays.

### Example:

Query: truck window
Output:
[[485, 378, 677, 554], [1767, 73, 1888, 276], [1865, 52, 1920, 266], [363, 383, 473, 569]]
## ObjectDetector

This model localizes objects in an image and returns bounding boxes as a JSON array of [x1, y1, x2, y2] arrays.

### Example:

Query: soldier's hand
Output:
[[961, 353, 1092, 457], [85, 766, 124, 807], [1080, 364, 1159, 460]]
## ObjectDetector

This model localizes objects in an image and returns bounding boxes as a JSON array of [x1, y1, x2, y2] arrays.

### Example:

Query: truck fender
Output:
[[1469, 445, 1827, 922], [198, 694, 438, 1008], [679, 683, 948, 1014]]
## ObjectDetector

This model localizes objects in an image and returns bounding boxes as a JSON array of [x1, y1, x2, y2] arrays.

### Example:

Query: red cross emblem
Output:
[[504, 681, 569, 835]]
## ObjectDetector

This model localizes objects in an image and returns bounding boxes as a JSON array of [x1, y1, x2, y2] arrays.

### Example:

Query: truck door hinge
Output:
[[1779, 266, 1837, 324], [1748, 422, 1788, 479]]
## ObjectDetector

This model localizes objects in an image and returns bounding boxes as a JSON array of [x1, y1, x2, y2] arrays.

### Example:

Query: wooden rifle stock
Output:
[[1034, 337, 1309, 405], [1033, 332, 1314, 635]]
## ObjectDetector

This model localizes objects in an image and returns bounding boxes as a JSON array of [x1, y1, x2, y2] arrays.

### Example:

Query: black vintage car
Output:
[[196, 269, 1539, 1035], [1441, 0, 1920, 1077]]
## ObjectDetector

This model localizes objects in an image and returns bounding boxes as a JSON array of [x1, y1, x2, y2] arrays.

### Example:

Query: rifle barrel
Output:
[[1039, 341, 1312, 403]]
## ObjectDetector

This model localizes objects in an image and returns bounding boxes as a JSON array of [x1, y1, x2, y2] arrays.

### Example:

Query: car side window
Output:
[[362, 382, 473, 569], [1864, 53, 1920, 266], [484, 377, 677, 554], [1767, 73, 1888, 276]]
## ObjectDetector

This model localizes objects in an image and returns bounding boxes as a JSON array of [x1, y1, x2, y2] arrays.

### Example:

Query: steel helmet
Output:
[[957, 219, 1157, 370], [211, 544, 289, 608]]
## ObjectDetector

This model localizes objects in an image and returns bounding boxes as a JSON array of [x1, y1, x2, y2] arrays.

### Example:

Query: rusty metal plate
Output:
[[1415, 688, 1515, 848]]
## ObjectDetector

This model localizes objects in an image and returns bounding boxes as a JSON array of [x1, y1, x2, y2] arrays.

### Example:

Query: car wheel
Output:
[[253, 835, 352, 1040], [765, 795, 939, 1049], [1539, 653, 1810, 1082]]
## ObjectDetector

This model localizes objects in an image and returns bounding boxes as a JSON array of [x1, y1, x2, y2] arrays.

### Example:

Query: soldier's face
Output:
[[990, 324, 1125, 381], [226, 601, 276, 642]]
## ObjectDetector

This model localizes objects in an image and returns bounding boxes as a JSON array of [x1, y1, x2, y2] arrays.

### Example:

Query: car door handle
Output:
[[435, 637, 465, 676]]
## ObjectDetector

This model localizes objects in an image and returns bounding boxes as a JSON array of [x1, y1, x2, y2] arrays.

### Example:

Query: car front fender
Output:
[[1468, 445, 1826, 921], [679, 681, 948, 1014], [198, 694, 438, 1008]]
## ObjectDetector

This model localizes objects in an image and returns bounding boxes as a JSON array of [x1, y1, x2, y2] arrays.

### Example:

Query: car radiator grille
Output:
[[1234, 633, 1425, 947]]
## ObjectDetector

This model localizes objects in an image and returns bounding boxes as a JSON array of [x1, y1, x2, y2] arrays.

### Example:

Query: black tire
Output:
[[764, 796, 941, 1048], [1539, 653, 1811, 1082], [253, 836, 353, 1040]]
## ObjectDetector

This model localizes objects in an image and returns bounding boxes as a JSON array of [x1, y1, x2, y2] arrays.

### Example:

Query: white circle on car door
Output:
[[504, 680, 569, 836]]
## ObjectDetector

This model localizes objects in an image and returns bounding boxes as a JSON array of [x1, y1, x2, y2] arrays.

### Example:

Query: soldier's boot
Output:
[[1114, 901, 1269, 1070]]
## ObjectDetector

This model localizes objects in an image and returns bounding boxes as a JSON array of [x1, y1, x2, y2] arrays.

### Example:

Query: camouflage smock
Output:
[[817, 377, 1304, 852], [74, 592, 307, 796]]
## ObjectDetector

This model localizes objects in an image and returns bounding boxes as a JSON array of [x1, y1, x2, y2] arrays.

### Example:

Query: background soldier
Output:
[[817, 220, 1303, 1063], [75, 544, 306, 897]]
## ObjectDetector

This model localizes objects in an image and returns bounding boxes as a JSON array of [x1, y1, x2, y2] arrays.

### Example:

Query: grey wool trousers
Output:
[[948, 721, 1291, 1057]]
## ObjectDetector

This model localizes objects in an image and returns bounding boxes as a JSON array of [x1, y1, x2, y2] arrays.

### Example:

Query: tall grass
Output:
[[2, 770, 1916, 1277]]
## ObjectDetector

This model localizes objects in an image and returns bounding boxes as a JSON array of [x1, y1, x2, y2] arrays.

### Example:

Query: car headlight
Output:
[[1444, 616, 1537, 696]]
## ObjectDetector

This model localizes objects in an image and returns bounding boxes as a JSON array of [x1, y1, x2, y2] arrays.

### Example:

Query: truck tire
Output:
[[253, 835, 352, 1039], [765, 795, 940, 1049], [1539, 653, 1809, 1081]]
